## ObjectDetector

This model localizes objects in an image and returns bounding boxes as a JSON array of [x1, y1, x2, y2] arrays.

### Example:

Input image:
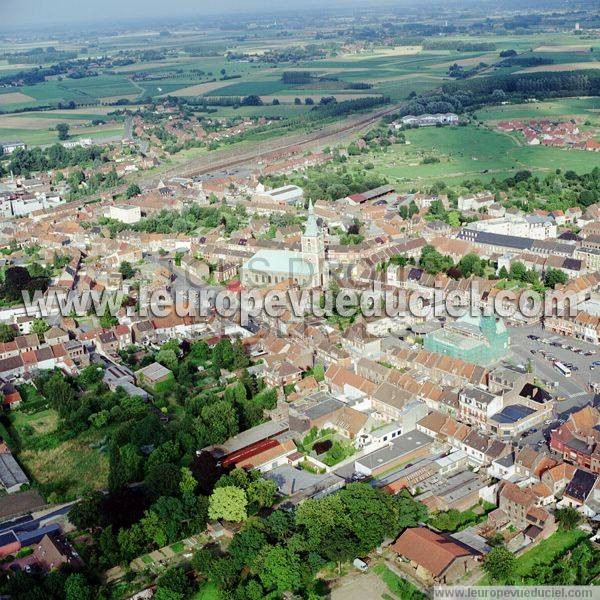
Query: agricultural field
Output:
[[474, 97, 600, 123], [0, 29, 597, 114], [0, 107, 126, 145]]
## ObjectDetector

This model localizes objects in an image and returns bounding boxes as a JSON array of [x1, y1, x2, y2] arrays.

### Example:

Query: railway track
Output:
[[69, 103, 400, 204], [146, 104, 400, 183]]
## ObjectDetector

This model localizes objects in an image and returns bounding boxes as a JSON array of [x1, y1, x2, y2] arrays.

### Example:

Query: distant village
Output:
[[496, 118, 600, 152]]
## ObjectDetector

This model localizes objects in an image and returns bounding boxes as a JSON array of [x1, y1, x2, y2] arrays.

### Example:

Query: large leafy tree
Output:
[[555, 506, 581, 531], [295, 484, 426, 561], [208, 486, 248, 522], [247, 478, 278, 510], [257, 546, 303, 593], [483, 546, 515, 583], [3, 265, 48, 301], [201, 401, 239, 444], [64, 574, 91, 600], [228, 521, 268, 569], [69, 492, 102, 530], [544, 267, 568, 288]]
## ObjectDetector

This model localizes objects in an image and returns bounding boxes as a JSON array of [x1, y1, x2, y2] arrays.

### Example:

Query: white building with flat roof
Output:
[[108, 204, 142, 224], [0, 141, 26, 155], [400, 113, 458, 127], [465, 214, 556, 240], [255, 184, 303, 205]]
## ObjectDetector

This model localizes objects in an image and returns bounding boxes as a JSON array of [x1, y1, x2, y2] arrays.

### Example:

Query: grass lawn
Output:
[[360, 122, 600, 190], [9, 408, 59, 439], [495, 279, 528, 291], [373, 564, 426, 599], [479, 528, 588, 584], [192, 583, 222, 600], [170, 541, 185, 553], [10, 407, 110, 500], [514, 529, 588, 578], [428, 503, 495, 533]]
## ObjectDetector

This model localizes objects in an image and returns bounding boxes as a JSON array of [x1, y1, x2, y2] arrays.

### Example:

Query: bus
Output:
[[554, 361, 571, 378]]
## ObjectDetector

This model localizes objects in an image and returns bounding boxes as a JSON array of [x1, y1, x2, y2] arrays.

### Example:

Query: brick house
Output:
[[550, 406, 600, 473]]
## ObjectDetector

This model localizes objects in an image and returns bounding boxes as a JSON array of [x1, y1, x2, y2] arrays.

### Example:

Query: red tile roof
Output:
[[390, 527, 478, 577]]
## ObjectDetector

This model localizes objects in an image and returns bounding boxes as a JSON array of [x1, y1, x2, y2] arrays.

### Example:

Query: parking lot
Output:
[[509, 324, 598, 400], [508, 324, 599, 450]]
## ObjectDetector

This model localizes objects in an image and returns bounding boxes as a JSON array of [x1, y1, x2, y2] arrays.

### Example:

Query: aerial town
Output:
[[0, 0, 599, 599]]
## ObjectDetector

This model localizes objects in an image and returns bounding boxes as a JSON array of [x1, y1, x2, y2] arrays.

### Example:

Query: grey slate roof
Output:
[[0, 452, 29, 491], [457, 229, 532, 250]]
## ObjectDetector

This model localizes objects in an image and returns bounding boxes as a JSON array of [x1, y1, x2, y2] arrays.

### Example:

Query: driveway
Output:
[[331, 571, 390, 600]]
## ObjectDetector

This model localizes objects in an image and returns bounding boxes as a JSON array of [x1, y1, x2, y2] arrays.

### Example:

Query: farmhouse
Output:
[[390, 527, 480, 585]]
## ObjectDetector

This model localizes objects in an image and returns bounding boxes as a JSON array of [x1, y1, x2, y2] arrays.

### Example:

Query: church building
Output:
[[241, 201, 327, 288]]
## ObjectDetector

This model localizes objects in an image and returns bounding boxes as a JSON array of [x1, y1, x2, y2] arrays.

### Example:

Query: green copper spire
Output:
[[304, 200, 319, 237]]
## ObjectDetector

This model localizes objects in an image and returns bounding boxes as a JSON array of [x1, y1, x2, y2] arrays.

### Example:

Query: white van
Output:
[[353, 558, 369, 572]]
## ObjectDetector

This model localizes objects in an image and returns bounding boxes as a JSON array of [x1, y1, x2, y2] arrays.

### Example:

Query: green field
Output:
[[358, 123, 600, 190], [1, 29, 598, 114], [0, 108, 125, 145], [476, 97, 600, 122]]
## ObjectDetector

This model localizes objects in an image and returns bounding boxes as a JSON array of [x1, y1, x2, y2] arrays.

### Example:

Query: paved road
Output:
[[124, 115, 133, 141]]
